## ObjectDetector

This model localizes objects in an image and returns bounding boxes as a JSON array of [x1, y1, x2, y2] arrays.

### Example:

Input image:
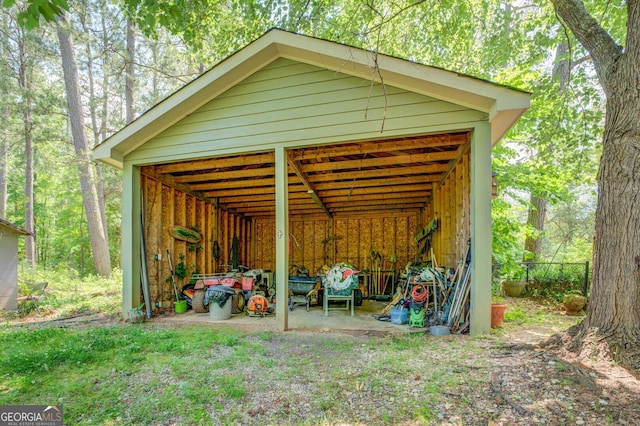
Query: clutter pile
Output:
[[376, 240, 472, 334]]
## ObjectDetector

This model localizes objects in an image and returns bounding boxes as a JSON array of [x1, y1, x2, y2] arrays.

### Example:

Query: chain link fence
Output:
[[493, 261, 591, 301]]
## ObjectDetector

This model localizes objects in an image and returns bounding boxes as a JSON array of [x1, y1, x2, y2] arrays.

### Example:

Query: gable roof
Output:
[[94, 29, 530, 169], [0, 218, 31, 236]]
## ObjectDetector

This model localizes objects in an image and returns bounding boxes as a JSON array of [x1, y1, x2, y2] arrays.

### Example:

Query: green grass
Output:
[[2, 273, 588, 425], [0, 324, 263, 425], [8, 269, 122, 319]]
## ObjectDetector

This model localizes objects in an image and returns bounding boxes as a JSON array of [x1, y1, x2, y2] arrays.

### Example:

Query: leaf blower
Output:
[[247, 295, 271, 317]]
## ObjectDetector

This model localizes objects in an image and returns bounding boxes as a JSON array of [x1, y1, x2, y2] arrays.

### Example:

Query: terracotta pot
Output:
[[491, 303, 507, 328], [502, 280, 527, 297]]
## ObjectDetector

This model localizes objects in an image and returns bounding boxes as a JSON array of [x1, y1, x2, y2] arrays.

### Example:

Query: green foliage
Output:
[[11, 269, 122, 318], [2, 0, 611, 281], [172, 253, 194, 281], [526, 263, 589, 302], [2, 0, 69, 29]]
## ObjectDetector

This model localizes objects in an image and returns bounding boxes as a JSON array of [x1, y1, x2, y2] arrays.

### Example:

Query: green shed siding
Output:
[[127, 58, 486, 164]]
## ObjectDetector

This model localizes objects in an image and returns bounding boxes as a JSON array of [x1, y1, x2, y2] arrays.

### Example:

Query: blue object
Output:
[[390, 307, 408, 325]]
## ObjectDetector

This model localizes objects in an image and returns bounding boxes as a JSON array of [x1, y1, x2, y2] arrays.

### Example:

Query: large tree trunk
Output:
[[125, 19, 135, 124], [0, 13, 8, 219], [57, 14, 112, 277], [552, 0, 640, 372], [17, 26, 35, 268], [586, 72, 640, 365], [0, 114, 6, 218]]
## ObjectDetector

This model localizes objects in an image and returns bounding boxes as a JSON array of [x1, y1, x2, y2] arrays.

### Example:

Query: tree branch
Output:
[[551, 0, 622, 92]]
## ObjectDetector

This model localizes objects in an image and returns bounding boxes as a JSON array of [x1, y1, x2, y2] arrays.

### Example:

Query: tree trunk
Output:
[[552, 0, 640, 371], [524, 195, 547, 260], [0, 13, 8, 219], [524, 42, 569, 262], [125, 19, 135, 124], [57, 14, 112, 277], [0, 117, 6, 218], [22, 80, 35, 267], [585, 70, 640, 366], [16, 26, 35, 268]]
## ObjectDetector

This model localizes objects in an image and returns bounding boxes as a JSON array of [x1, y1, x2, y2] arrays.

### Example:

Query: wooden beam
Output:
[[300, 152, 457, 173], [156, 152, 275, 174], [322, 191, 430, 203], [438, 136, 472, 188], [306, 164, 449, 182], [291, 134, 468, 161], [317, 184, 432, 197], [173, 166, 275, 183], [216, 191, 310, 203], [325, 198, 426, 207], [140, 166, 214, 204], [287, 152, 331, 218], [313, 175, 441, 191], [191, 178, 275, 191], [205, 184, 305, 197]]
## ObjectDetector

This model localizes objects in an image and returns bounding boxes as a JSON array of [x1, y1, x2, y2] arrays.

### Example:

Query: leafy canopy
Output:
[[1, 0, 69, 28]]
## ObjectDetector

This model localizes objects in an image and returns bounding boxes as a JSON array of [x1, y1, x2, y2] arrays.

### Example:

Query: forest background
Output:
[[0, 0, 608, 279]]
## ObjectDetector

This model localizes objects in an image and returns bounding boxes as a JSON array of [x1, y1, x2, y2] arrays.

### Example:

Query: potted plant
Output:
[[501, 262, 527, 297], [128, 304, 145, 323]]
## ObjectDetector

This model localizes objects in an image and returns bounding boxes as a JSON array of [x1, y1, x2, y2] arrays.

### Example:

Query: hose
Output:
[[411, 284, 428, 304]]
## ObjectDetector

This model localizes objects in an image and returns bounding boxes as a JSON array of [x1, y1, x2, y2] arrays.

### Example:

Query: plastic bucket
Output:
[[174, 300, 187, 313], [390, 307, 408, 324], [210, 300, 232, 320]]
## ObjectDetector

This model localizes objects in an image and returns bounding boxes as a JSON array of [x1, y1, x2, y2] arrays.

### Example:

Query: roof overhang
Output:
[[93, 29, 530, 169], [0, 218, 32, 236]]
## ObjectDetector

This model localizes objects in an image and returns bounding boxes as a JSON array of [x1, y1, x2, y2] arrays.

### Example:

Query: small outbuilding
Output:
[[0, 218, 32, 310], [94, 29, 530, 334]]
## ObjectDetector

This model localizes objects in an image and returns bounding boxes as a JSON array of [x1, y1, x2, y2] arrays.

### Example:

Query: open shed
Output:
[[0, 218, 31, 310], [94, 29, 529, 334]]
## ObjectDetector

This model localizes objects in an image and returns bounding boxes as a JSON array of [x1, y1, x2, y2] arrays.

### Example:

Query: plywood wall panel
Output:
[[358, 218, 373, 269], [335, 218, 347, 264], [382, 217, 396, 268], [290, 221, 304, 270], [314, 220, 328, 270]]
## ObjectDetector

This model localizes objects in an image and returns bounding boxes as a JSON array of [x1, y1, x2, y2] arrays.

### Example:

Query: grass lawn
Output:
[[3, 272, 635, 425]]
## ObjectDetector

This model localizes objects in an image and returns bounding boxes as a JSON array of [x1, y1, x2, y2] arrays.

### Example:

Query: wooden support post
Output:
[[275, 146, 289, 331], [470, 123, 492, 335], [122, 162, 142, 319]]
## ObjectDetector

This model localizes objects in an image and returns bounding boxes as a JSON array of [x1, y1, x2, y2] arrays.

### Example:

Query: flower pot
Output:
[[562, 294, 587, 315], [491, 303, 507, 328], [502, 280, 527, 297]]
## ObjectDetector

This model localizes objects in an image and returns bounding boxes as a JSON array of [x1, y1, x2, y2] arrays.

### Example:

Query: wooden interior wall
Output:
[[333, 214, 417, 271], [253, 213, 417, 276], [141, 175, 251, 305], [421, 151, 471, 268], [142, 155, 468, 302]]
